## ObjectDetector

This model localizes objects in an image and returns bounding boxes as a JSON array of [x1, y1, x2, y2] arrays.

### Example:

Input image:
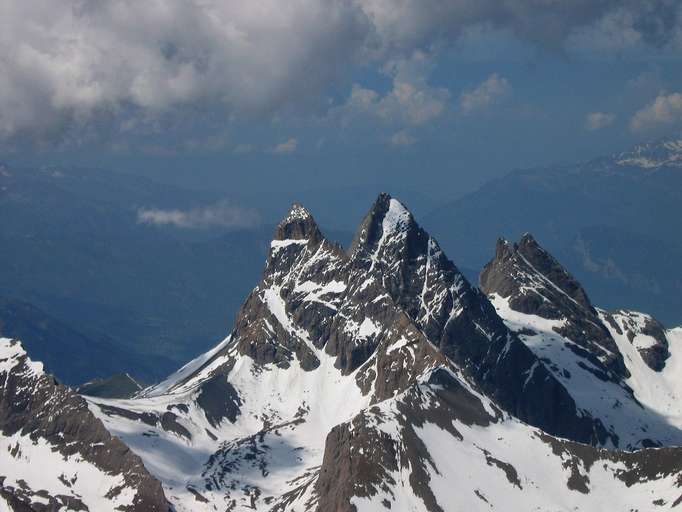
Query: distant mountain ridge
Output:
[[614, 136, 682, 169], [0, 297, 161, 385], [425, 135, 682, 325]]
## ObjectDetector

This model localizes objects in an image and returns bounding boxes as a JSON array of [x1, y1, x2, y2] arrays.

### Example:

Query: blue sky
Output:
[[2, 1, 682, 227]]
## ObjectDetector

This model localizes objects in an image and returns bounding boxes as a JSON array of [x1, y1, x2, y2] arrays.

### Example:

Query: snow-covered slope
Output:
[[89, 347, 373, 511], [312, 368, 682, 512], [482, 234, 682, 448], [0, 338, 168, 511], [615, 137, 682, 169], [602, 315, 682, 430], [81, 195, 682, 512]]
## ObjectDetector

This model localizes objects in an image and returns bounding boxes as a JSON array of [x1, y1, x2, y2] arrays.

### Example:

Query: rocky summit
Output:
[[2, 194, 682, 511]]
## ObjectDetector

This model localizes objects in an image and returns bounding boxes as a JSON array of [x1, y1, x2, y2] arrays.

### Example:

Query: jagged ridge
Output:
[[76, 194, 682, 512]]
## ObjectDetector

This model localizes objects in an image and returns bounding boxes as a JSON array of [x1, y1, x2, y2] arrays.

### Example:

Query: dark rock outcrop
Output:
[[602, 309, 671, 371], [348, 195, 611, 446], [481, 234, 628, 379], [314, 368, 682, 512], [0, 339, 169, 511]]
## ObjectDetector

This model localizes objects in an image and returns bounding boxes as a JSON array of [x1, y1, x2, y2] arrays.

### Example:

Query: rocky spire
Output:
[[482, 233, 594, 312], [349, 193, 407, 253], [349, 193, 466, 338], [274, 202, 323, 244], [481, 233, 627, 379], [347, 195, 612, 446]]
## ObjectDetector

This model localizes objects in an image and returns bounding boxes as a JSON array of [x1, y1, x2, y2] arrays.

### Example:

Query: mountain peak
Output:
[[519, 232, 537, 244], [274, 202, 322, 243], [284, 202, 312, 222], [349, 192, 413, 253], [483, 233, 594, 312], [481, 234, 627, 378]]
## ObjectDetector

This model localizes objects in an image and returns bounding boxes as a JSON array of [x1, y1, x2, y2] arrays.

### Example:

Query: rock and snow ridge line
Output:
[[0, 337, 169, 512], [615, 136, 682, 169], [5, 193, 682, 512], [82, 194, 682, 511], [483, 233, 682, 449]]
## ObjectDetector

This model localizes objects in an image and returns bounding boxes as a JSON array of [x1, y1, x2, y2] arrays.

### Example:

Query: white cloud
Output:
[[585, 111, 615, 131], [0, 0, 678, 143], [137, 201, 260, 230], [459, 74, 511, 114], [0, 0, 371, 143], [340, 52, 450, 126], [630, 92, 682, 132], [271, 138, 298, 154], [390, 130, 416, 147]]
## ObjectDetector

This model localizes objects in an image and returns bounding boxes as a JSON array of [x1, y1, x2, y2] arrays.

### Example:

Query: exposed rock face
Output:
[[196, 371, 242, 427], [202, 200, 446, 400], [481, 234, 682, 448], [481, 234, 627, 379], [0, 338, 169, 512], [313, 367, 682, 512], [231, 203, 342, 371], [273, 203, 325, 244], [349, 195, 609, 445], [602, 310, 670, 371], [228, 196, 611, 446], [149, 197, 623, 446]]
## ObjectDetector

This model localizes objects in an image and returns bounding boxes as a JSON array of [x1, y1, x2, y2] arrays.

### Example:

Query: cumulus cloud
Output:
[[0, 0, 678, 143], [459, 74, 511, 114], [586, 112, 616, 131], [0, 0, 371, 143], [271, 138, 298, 154], [137, 201, 261, 229], [340, 52, 450, 126], [630, 92, 682, 132]]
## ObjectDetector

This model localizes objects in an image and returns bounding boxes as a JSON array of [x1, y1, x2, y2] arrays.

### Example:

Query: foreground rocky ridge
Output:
[[313, 368, 682, 512], [0, 338, 169, 512], [11, 193, 681, 511]]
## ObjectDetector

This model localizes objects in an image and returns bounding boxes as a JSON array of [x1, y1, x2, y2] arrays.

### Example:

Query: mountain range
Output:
[[2, 193, 680, 511], [2, 136, 681, 387]]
